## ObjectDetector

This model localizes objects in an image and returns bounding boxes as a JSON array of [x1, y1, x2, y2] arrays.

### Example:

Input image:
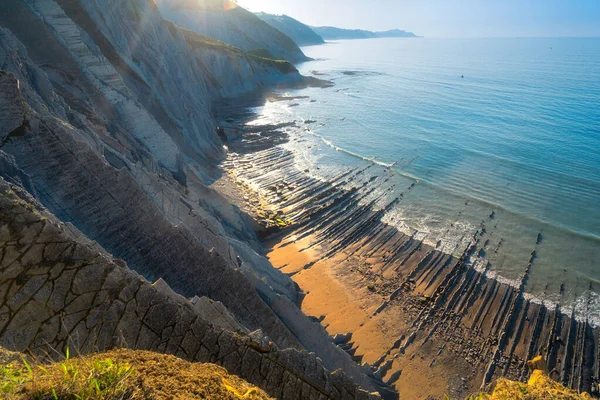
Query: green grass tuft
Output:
[[1, 360, 32, 396]]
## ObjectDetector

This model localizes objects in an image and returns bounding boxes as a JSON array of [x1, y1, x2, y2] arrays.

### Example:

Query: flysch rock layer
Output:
[[0, 60, 301, 353], [222, 118, 600, 398], [0, 0, 391, 397], [0, 174, 379, 400]]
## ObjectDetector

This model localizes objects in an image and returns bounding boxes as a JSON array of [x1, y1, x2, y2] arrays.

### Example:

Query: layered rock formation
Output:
[[154, 0, 308, 63], [222, 118, 600, 398], [255, 13, 325, 47], [0, 175, 377, 399], [0, 0, 393, 398]]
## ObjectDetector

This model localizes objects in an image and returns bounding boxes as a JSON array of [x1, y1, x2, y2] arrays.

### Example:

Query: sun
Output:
[[222, 0, 238, 11], [234, 0, 268, 12]]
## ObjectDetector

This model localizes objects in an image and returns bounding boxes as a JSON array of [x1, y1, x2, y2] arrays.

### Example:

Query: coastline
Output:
[[213, 94, 600, 399]]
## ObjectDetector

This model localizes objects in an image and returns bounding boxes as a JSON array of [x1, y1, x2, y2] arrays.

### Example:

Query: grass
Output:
[[2, 349, 134, 400], [1, 360, 32, 396], [245, 49, 277, 60], [1, 349, 272, 399], [469, 370, 593, 400]]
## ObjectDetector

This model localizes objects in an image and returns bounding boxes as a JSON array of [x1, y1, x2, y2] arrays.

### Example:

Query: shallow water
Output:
[[248, 37, 600, 315]]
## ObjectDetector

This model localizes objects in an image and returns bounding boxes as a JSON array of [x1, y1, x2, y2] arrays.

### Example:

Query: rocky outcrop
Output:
[[0, 177, 379, 399], [255, 13, 325, 47], [155, 0, 308, 63]]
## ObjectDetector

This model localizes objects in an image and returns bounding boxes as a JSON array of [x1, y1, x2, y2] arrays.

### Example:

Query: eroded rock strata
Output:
[[221, 112, 600, 398], [0, 176, 377, 399]]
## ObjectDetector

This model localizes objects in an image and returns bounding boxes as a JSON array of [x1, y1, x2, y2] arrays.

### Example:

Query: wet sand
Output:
[[267, 237, 481, 399]]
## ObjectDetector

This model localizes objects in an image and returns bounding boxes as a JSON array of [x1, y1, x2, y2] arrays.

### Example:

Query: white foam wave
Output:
[[305, 129, 399, 168]]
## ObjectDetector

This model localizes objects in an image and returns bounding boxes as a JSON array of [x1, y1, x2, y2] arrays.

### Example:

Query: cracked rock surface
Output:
[[0, 177, 378, 400]]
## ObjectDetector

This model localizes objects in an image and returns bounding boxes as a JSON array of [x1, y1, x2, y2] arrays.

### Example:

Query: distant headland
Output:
[[311, 26, 419, 40]]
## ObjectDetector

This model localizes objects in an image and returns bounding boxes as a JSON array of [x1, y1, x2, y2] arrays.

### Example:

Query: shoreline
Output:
[[213, 94, 600, 399]]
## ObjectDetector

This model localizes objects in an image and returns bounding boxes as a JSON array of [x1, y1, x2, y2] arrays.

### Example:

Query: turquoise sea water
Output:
[[251, 38, 600, 316]]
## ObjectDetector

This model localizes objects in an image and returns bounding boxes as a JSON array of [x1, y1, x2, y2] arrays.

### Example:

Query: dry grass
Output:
[[471, 370, 593, 400], [1, 349, 272, 399]]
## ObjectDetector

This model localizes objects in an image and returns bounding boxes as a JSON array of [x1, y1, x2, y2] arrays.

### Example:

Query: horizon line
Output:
[[325, 35, 600, 39]]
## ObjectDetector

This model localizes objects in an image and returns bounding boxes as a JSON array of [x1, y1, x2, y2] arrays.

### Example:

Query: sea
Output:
[[248, 37, 600, 320]]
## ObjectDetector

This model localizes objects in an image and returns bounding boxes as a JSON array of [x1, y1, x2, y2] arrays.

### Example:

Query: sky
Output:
[[236, 0, 600, 38]]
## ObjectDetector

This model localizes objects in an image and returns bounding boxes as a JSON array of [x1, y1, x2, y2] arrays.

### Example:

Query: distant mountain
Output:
[[256, 13, 325, 47], [154, 0, 308, 63], [376, 29, 419, 38], [311, 26, 378, 40], [312, 26, 418, 40]]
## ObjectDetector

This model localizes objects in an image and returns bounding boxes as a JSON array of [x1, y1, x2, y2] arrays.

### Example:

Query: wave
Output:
[[305, 129, 399, 169], [299, 127, 600, 245]]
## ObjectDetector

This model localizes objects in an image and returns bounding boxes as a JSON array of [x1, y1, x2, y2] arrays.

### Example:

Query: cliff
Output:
[[255, 13, 325, 47], [0, 0, 391, 398], [154, 0, 309, 63], [0, 166, 378, 399]]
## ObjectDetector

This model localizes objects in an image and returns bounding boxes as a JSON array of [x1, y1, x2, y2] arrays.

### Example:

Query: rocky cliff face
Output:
[[255, 13, 325, 47], [0, 175, 377, 399], [0, 0, 391, 398], [155, 0, 308, 63]]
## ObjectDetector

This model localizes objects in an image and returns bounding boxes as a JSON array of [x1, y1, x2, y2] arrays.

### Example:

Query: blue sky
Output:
[[237, 0, 600, 37]]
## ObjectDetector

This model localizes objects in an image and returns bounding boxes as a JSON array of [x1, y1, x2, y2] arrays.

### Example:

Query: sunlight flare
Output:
[[222, 0, 238, 11]]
